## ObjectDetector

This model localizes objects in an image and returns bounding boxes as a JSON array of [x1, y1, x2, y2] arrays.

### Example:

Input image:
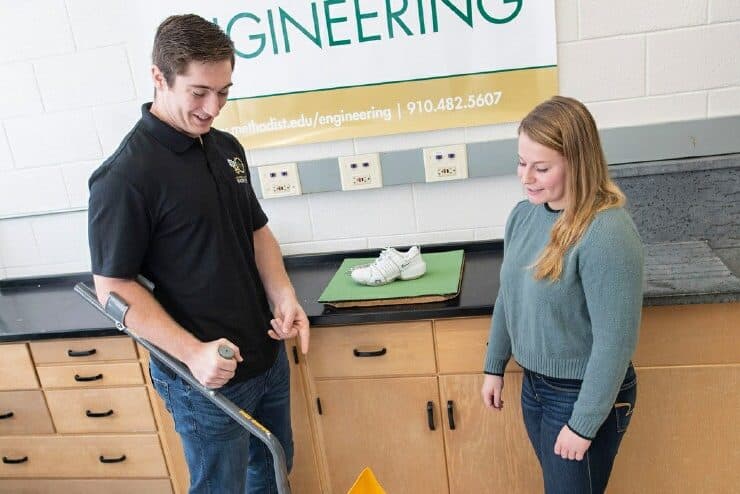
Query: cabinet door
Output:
[[610, 365, 740, 493], [315, 377, 448, 494], [286, 343, 323, 494], [439, 373, 542, 494]]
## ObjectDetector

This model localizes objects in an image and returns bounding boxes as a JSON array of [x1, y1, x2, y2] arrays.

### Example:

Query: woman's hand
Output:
[[481, 374, 505, 410], [554, 425, 592, 460]]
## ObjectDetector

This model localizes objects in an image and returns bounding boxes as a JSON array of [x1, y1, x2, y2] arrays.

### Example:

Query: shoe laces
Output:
[[349, 247, 404, 276]]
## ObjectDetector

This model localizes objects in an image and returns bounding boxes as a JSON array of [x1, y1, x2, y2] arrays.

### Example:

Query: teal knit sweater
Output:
[[484, 200, 644, 438]]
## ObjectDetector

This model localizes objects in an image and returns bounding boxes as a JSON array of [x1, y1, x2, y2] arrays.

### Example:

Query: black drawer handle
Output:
[[75, 373, 103, 382], [0, 411, 14, 420], [353, 347, 387, 358], [86, 409, 114, 418], [2, 456, 28, 464], [99, 454, 126, 463], [447, 400, 456, 430], [68, 348, 97, 357], [427, 401, 435, 431]]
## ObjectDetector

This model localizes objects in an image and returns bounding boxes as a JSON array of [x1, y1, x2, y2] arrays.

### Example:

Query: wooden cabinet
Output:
[[608, 304, 740, 494], [45, 387, 157, 433], [1, 302, 736, 493], [610, 365, 740, 493], [287, 342, 324, 494], [0, 434, 167, 478], [0, 336, 174, 494], [315, 377, 448, 494], [307, 321, 436, 378], [29, 337, 138, 364], [438, 373, 540, 494], [308, 318, 534, 494], [305, 303, 740, 493]]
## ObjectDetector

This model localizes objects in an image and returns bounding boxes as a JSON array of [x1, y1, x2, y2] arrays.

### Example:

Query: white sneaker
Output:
[[350, 246, 427, 286]]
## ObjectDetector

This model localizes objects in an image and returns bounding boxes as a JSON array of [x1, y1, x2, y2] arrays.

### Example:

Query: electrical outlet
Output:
[[257, 162, 302, 198], [338, 153, 383, 191], [423, 144, 468, 182]]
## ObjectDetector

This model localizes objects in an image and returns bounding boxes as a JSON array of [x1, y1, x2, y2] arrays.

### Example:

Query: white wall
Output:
[[0, 0, 738, 278]]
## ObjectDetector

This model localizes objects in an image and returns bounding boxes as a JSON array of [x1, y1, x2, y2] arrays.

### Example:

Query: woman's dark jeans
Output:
[[521, 364, 637, 494]]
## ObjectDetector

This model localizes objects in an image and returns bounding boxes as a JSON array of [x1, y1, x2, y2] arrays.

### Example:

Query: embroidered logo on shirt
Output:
[[227, 157, 248, 183]]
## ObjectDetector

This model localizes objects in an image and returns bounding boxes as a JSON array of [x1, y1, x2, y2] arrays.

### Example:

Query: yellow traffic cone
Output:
[[347, 467, 387, 494]]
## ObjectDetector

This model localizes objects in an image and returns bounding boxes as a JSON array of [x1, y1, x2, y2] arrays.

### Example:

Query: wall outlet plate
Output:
[[338, 153, 383, 191], [257, 162, 302, 198], [423, 144, 469, 182]]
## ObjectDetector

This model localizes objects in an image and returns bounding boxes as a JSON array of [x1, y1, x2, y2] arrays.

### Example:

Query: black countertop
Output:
[[1, 240, 738, 342]]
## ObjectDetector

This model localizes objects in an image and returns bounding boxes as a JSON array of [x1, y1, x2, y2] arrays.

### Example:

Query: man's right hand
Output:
[[186, 338, 243, 389]]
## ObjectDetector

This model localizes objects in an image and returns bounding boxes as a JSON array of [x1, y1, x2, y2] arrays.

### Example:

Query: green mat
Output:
[[318, 250, 465, 307]]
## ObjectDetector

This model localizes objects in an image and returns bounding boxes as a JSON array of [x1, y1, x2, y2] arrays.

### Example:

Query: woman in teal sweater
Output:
[[481, 96, 644, 493]]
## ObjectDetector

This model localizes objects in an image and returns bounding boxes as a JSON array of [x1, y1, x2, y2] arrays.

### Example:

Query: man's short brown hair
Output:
[[152, 14, 235, 86]]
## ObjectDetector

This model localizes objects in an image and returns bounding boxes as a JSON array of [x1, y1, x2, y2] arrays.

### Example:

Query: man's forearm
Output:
[[253, 225, 295, 305], [93, 275, 201, 363]]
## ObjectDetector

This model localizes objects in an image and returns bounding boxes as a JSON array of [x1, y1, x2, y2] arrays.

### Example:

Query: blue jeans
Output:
[[521, 364, 637, 494], [150, 344, 293, 494]]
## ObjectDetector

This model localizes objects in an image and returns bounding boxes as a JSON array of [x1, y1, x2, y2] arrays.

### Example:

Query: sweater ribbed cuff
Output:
[[566, 423, 594, 441], [567, 415, 600, 440], [484, 355, 509, 375]]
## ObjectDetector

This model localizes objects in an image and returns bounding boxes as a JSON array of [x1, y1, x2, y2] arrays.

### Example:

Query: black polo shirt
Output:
[[88, 103, 277, 381]]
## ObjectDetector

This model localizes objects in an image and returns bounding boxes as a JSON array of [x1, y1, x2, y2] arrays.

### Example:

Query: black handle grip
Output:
[[2, 456, 28, 464], [353, 347, 387, 358], [68, 348, 97, 357], [0, 411, 14, 420], [427, 401, 435, 431], [99, 454, 126, 463], [75, 373, 103, 382], [447, 400, 456, 430], [86, 409, 114, 418]]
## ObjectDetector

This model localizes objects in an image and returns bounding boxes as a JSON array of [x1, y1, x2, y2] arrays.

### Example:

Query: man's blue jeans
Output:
[[150, 344, 293, 494], [521, 364, 637, 494]]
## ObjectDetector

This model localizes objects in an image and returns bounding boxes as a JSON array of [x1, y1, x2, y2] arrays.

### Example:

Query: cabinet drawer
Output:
[[307, 321, 436, 378], [36, 362, 144, 388], [435, 318, 490, 374], [435, 318, 522, 374], [0, 391, 54, 435], [0, 479, 172, 494], [0, 344, 38, 390], [44, 387, 156, 433], [0, 434, 167, 478], [30, 337, 137, 364]]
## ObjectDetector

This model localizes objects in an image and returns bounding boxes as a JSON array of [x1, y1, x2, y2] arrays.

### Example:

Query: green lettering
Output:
[[385, 0, 413, 38], [266, 10, 279, 54], [355, 0, 381, 42], [432, 0, 473, 32], [478, 0, 522, 24], [227, 13, 266, 59], [280, 4, 322, 53], [324, 0, 351, 46], [417, 0, 426, 34]]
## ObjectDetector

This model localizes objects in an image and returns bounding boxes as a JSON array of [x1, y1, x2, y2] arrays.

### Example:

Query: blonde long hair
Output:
[[519, 96, 625, 281]]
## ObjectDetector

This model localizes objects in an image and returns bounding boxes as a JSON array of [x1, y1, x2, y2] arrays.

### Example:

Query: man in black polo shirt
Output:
[[87, 14, 309, 493]]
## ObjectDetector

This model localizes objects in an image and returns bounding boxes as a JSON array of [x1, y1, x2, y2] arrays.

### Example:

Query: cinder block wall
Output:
[[0, 1, 738, 278]]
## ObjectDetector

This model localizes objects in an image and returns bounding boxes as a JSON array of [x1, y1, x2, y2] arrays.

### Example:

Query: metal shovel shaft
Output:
[[74, 282, 291, 494]]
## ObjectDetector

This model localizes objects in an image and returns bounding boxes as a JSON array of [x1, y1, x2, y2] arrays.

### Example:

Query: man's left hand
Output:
[[554, 425, 592, 461], [268, 298, 310, 353]]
